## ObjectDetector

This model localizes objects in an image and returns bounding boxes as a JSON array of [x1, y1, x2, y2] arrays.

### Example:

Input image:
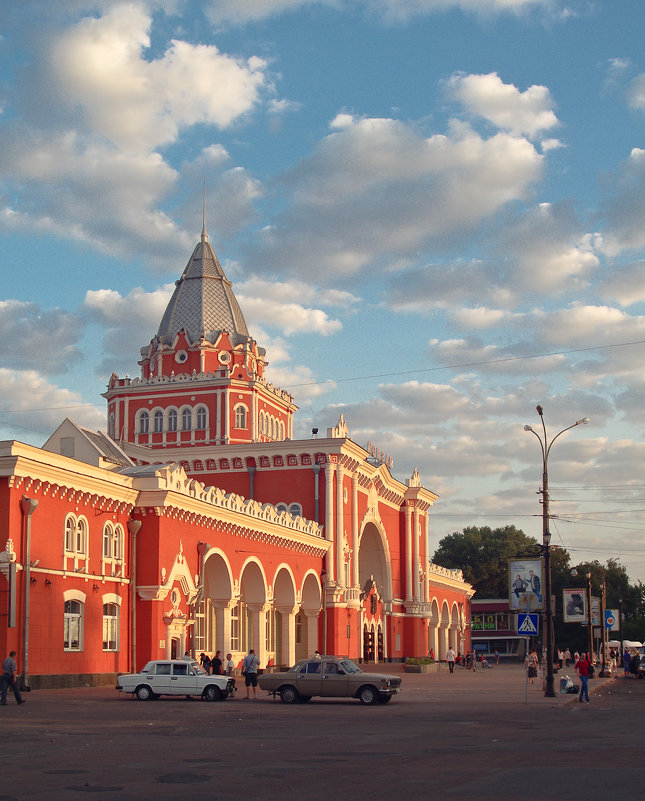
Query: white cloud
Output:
[[598, 259, 645, 306], [0, 368, 104, 443], [601, 148, 645, 255], [52, 4, 268, 151], [82, 284, 174, 373], [0, 299, 84, 374], [628, 73, 645, 110], [251, 113, 543, 278], [447, 72, 559, 138]]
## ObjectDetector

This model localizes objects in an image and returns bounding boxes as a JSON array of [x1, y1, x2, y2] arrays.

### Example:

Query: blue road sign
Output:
[[517, 613, 539, 636]]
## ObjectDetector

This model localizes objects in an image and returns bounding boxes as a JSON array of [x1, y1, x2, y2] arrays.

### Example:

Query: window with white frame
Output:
[[288, 503, 302, 518], [102, 523, 124, 576], [230, 603, 240, 651], [153, 410, 164, 433], [138, 410, 149, 434], [64, 599, 83, 651], [182, 407, 192, 430], [102, 602, 119, 651], [64, 515, 88, 572], [196, 406, 207, 430], [234, 405, 247, 429], [168, 408, 178, 431]]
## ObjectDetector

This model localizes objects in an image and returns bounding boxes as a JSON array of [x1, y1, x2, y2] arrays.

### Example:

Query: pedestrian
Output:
[[471, 650, 477, 672], [564, 648, 572, 667], [429, 648, 434, 661], [526, 650, 538, 684], [494, 650, 500, 665], [224, 652, 237, 696], [446, 647, 455, 674], [465, 651, 473, 670], [1, 651, 25, 706], [242, 648, 260, 699], [211, 650, 223, 675], [575, 651, 591, 703], [557, 649, 564, 669], [199, 652, 211, 673], [623, 649, 631, 678]]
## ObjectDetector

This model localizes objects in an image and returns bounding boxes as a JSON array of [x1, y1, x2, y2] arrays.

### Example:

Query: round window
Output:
[[218, 351, 231, 364], [175, 350, 188, 364]]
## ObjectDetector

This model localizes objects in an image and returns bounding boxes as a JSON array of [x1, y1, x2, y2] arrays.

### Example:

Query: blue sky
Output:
[[2, 0, 645, 583]]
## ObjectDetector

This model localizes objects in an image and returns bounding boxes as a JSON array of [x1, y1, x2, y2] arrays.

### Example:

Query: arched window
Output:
[[65, 516, 75, 553], [103, 523, 113, 558], [64, 600, 83, 651], [153, 410, 164, 433], [138, 410, 149, 434], [235, 405, 247, 429], [113, 525, 123, 560], [76, 518, 87, 554], [108, 412, 115, 438], [102, 603, 119, 651], [168, 409, 178, 432], [279, 421, 285, 440], [276, 503, 288, 514], [196, 406, 207, 430], [182, 408, 192, 431], [289, 503, 302, 518]]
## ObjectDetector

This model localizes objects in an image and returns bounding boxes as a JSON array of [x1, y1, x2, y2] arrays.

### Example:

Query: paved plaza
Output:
[[0, 663, 641, 801]]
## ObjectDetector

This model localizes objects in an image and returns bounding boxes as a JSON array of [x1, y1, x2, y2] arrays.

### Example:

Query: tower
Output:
[[104, 226, 297, 449]]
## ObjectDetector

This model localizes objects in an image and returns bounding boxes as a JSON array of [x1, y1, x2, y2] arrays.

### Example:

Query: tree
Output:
[[432, 525, 562, 598]]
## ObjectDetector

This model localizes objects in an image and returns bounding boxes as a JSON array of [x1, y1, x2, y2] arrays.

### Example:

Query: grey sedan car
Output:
[[258, 656, 401, 704]]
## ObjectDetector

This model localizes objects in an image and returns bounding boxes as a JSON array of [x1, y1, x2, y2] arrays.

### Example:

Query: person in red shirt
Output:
[[575, 652, 591, 703]]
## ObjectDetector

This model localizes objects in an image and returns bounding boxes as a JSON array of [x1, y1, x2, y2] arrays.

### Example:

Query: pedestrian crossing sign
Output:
[[517, 613, 539, 635]]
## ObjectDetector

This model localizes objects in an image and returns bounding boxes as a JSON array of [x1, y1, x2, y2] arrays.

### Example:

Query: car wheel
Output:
[[204, 685, 223, 701], [299, 695, 312, 703], [279, 685, 300, 704], [135, 685, 153, 701], [358, 685, 378, 705], [377, 694, 392, 703]]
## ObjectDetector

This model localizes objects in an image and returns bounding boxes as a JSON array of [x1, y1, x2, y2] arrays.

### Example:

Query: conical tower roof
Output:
[[156, 227, 250, 346]]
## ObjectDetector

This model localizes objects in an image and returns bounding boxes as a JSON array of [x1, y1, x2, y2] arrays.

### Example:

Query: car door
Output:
[[148, 662, 173, 695], [321, 660, 350, 697], [170, 661, 198, 695], [295, 661, 323, 697]]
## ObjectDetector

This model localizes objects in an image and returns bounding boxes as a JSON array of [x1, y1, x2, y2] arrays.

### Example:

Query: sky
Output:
[[2, 0, 645, 584]]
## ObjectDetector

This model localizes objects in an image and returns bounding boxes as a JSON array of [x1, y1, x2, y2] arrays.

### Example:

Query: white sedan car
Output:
[[116, 659, 234, 701]]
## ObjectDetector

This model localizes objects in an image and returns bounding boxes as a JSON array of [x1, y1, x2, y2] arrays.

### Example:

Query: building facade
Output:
[[0, 226, 473, 687]]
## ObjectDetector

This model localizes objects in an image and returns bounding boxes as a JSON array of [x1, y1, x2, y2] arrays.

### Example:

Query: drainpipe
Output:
[[313, 463, 320, 523], [127, 518, 142, 673], [247, 463, 256, 500], [20, 496, 38, 691]]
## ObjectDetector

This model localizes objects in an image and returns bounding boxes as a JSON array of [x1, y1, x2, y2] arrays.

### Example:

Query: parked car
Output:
[[631, 647, 645, 679], [116, 659, 235, 701], [257, 656, 402, 704]]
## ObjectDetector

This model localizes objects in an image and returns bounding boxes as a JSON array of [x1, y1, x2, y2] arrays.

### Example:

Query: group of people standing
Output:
[[197, 649, 261, 699]]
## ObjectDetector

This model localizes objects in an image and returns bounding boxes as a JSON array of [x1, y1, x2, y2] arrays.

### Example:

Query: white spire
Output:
[[201, 178, 208, 243]]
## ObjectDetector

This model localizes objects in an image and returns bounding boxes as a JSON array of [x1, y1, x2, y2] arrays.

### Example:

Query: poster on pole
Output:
[[509, 558, 543, 611], [563, 588, 586, 622]]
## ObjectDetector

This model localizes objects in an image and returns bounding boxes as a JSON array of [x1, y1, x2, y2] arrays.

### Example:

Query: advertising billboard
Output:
[[563, 588, 586, 623], [509, 558, 543, 611]]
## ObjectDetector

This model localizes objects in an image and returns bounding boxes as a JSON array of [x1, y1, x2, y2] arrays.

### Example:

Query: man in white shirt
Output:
[[446, 647, 456, 674]]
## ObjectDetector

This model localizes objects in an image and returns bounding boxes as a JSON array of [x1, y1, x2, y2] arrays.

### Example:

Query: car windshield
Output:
[[339, 660, 362, 674], [190, 664, 206, 675]]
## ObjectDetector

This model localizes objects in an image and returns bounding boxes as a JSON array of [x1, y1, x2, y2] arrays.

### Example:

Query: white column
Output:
[[352, 473, 359, 588], [214, 603, 233, 654], [249, 604, 268, 667], [306, 611, 319, 656], [278, 606, 298, 668], [336, 465, 345, 587], [424, 512, 430, 602], [405, 503, 413, 601], [413, 506, 420, 603], [325, 463, 335, 581]]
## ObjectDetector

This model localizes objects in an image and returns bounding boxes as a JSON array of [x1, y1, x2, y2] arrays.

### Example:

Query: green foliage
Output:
[[405, 657, 434, 665], [432, 525, 543, 598]]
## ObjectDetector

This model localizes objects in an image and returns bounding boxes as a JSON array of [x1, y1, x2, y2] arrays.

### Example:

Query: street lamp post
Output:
[[524, 406, 589, 698]]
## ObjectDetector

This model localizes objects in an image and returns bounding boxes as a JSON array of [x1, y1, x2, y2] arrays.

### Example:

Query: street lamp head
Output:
[[570, 568, 578, 577], [536, 405, 544, 416], [544, 530, 551, 546], [524, 425, 533, 432], [576, 417, 590, 425]]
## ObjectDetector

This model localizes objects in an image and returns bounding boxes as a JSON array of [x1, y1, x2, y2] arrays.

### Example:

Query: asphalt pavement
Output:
[[0, 663, 641, 801]]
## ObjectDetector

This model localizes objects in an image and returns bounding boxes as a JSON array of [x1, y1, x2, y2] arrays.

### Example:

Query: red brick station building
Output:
[[0, 226, 473, 688]]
